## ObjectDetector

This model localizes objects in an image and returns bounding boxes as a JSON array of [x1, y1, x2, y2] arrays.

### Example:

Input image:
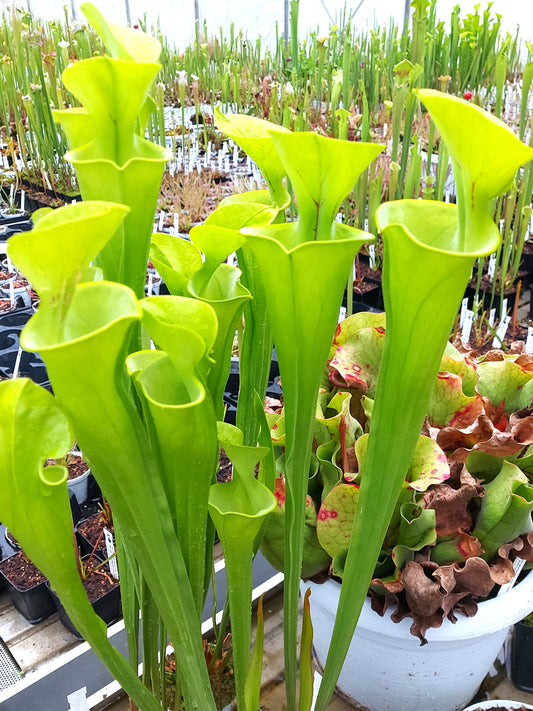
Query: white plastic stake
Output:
[[338, 306, 347, 323], [104, 528, 119, 580], [158, 211, 165, 232], [461, 309, 474, 343], [12, 347, 22, 379], [335, 213, 343, 223], [492, 315, 511, 348], [501, 297, 508, 319], [310, 670, 322, 711], [460, 297, 468, 328], [498, 557, 526, 596], [368, 244, 376, 269], [526, 327, 533, 354], [488, 308, 496, 328], [224, 156, 230, 172], [8, 279, 14, 307], [20, 190, 25, 212], [487, 253, 497, 280], [146, 272, 153, 296]]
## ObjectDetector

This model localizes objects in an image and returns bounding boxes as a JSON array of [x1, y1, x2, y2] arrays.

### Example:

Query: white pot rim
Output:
[[463, 702, 533, 710], [304, 568, 533, 642]]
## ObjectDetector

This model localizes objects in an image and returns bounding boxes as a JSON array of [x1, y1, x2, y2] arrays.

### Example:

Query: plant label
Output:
[[158, 211, 165, 232], [461, 309, 474, 343], [338, 306, 346, 323], [104, 528, 119, 580], [489, 308, 496, 328], [368, 244, 376, 268], [460, 297, 468, 328], [501, 297, 508, 319], [493, 315, 511, 348], [526, 327, 533, 354], [498, 557, 526, 595], [487, 253, 497, 280], [335, 213, 343, 223]]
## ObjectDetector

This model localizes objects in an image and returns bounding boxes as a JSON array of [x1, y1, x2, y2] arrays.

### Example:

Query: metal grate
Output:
[[0, 637, 23, 691]]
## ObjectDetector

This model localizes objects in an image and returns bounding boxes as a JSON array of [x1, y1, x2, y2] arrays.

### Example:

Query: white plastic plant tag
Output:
[[445, 190, 450, 203], [233, 145, 239, 167], [227, 251, 238, 266], [158, 211, 165, 232], [104, 528, 119, 580], [497, 557, 526, 596], [460, 297, 468, 328], [368, 244, 376, 268], [501, 297, 508, 319], [12, 347, 22, 380], [9, 184, 14, 204], [526, 327, 533, 354], [8, 279, 14, 307], [338, 306, 346, 323], [310, 670, 322, 711], [487, 253, 497, 280], [492, 315, 511, 348], [172, 212, 179, 236], [364, 218, 369, 232], [218, 150, 223, 170], [488, 308, 496, 328], [20, 191, 25, 212], [67, 687, 90, 711], [461, 310, 474, 343], [146, 273, 153, 296], [224, 156, 230, 172], [335, 213, 343, 223]]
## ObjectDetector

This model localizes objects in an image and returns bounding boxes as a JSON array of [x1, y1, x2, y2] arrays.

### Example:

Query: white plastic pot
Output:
[[66, 455, 91, 505], [303, 571, 533, 711]]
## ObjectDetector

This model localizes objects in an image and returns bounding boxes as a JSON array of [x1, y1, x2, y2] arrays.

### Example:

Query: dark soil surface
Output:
[[0, 551, 46, 590], [81, 557, 118, 603], [46, 454, 89, 481], [77, 513, 110, 552]]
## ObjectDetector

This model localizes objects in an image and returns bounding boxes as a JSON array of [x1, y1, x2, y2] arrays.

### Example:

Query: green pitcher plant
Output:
[[240, 129, 383, 707], [5, 201, 219, 710], [53, 3, 171, 301], [311, 90, 533, 710], [1, 6, 533, 711]]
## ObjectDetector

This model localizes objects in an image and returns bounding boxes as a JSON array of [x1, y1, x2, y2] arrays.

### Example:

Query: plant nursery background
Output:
[[5, 0, 533, 48]]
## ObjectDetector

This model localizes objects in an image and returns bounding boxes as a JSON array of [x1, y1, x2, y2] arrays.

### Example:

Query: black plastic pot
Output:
[[510, 620, 533, 692], [49, 556, 121, 640], [0, 552, 56, 624]]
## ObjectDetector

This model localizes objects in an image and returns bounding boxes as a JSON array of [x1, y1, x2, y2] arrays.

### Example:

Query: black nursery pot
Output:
[[49, 556, 121, 640], [510, 620, 533, 692], [0, 553, 56, 624]]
